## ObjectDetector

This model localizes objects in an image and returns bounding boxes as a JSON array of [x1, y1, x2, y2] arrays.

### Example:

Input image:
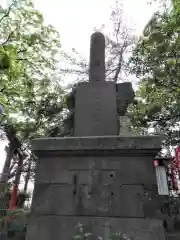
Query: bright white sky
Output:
[[0, 0, 159, 189], [33, 0, 158, 58]]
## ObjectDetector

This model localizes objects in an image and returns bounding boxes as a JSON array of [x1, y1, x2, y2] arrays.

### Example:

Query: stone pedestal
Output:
[[26, 136, 166, 240]]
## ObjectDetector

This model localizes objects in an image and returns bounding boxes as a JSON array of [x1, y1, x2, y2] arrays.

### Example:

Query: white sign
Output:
[[156, 166, 169, 195]]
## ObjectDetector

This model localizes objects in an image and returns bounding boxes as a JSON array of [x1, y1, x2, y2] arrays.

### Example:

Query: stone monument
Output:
[[26, 32, 166, 240]]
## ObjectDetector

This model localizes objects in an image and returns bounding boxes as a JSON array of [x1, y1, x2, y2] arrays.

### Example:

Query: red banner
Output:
[[9, 184, 17, 210], [8, 184, 17, 221], [170, 156, 177, 190], [175, 146, 180, 177]]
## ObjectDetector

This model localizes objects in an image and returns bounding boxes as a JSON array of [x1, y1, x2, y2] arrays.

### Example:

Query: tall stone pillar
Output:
[[26, 32, 165, 240]]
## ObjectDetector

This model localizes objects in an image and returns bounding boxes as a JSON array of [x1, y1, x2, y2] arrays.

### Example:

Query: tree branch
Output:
[[2, 25, 19, 45], [0, 1, 16, 24], [113, 41, 128, 82], [17, 49, 27, 54], [16, 58, 28, 61]]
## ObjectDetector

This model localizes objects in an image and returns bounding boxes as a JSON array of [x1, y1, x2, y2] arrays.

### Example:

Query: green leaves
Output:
[[173, 0, 180, 11], [129, 1, 180, 142], [0, 0, 65, 138], [166, 58, 176, 65], [0, 0, 67, 189], [72, 223, 131, 240]]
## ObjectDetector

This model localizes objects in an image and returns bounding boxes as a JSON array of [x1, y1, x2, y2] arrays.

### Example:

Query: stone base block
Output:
[[26, 216, 165, 240]]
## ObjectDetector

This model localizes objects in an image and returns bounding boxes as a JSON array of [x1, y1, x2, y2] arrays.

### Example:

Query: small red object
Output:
[[154, 160, 159, 167]]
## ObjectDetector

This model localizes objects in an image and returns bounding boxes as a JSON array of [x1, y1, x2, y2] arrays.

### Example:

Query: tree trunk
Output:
[[14, 151, 24, 188], [0, 142, 14, 182], [23, 160, 31, 194]]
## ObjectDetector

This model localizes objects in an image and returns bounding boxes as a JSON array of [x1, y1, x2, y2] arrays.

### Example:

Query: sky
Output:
[[33, 0, 159, 58], [0, 0, 159, 189]]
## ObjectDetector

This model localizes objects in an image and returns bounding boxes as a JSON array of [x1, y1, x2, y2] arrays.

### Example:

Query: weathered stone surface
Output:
[[26, 216, 165, 240], [74, 82, 118, 136], [0, 196, 9, 217], [35, 156, 157, 185], [142, 186, 167, 219], [89, 32, 105, 82], [31, 181, 165, 220], [31, 184, 145, 217], [31, 184, 75, 215], [166, 233, 180, 240], [116, 82, 134, 116], [32, 135, 162, 154]]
